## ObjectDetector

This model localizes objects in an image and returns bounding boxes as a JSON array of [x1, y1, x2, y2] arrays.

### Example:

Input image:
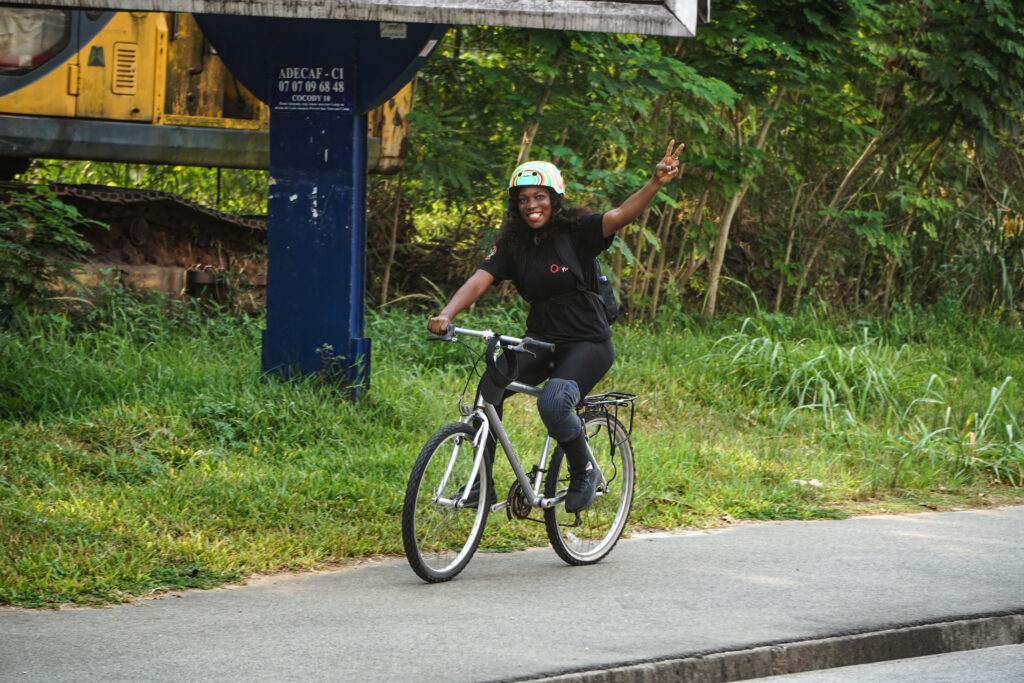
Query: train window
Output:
[[0, 8, 71, 75]]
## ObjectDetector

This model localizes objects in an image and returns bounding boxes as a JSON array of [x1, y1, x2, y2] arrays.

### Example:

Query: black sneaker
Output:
[[564, 466, 600, 513], [453, 480, 496, 508]]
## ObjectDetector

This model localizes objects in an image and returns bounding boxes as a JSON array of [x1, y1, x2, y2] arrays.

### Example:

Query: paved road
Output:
[[2, 507, 1023, 681]]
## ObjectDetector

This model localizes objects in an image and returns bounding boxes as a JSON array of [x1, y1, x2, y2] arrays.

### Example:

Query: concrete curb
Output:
[[525, 610, 1024, 682]]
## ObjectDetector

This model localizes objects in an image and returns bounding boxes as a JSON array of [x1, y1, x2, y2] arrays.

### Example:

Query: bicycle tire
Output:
[[402, 422, 491, 582], [544, 410, 635, 566]]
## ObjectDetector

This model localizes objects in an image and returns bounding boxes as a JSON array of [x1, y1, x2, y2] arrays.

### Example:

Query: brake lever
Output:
[[507, 341, 537, 358]]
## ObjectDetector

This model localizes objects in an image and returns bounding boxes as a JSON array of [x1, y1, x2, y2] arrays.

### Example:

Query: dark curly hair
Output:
[[498, 187, 589, 259]]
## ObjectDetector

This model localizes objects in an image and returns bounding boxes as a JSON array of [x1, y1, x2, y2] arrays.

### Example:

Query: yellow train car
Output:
[[0, 7, 410, 177]]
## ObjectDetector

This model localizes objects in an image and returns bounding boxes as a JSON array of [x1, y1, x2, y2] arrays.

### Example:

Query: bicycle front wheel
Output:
[[402, 422, 490, 582], [544, 410, 635, 565]]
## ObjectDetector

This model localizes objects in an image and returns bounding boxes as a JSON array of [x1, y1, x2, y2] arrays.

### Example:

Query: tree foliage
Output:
[[16, 2, 1024, 323], [397, 1, 1024, 322]]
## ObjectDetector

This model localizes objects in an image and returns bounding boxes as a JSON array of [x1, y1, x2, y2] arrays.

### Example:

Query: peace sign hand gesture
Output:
[[654, 139, 685, 184]]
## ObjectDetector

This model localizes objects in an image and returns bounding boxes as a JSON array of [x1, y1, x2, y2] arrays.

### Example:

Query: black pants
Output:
[[479, 337, 615, 474], [512, 337, 615, 397]]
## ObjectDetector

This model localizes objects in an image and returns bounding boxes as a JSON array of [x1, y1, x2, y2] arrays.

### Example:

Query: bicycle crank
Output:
[[505, 480, 533, 520]]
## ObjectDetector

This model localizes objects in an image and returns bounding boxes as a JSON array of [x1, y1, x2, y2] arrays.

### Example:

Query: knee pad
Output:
[[537, 378, 582, 442]]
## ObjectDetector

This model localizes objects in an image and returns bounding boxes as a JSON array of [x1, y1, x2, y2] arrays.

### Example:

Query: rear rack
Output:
[[582, 391, 637, 407], [580, 391, 637, 445]]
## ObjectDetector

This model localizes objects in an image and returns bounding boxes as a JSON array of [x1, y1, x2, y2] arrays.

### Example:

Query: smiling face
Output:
[[516, 186, 552, 230]]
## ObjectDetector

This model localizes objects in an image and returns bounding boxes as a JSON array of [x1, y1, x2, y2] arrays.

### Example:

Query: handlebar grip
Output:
[[521, 336, 555, 352]]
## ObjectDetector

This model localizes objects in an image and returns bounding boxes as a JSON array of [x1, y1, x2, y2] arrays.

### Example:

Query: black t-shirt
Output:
[[479, 213, 612, 344]]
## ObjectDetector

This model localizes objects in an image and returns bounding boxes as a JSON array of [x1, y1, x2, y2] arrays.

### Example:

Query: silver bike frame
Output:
[[442, 325, 603, 513], [460, 381, 563, 512]]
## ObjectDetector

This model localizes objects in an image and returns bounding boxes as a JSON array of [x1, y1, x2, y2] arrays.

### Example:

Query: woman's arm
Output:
[[427, 269, 496, 334], [602, 139, 684, 237]]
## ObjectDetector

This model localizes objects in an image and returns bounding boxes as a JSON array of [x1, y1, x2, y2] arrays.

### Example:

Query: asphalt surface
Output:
[[3, 506, 1023, 682]]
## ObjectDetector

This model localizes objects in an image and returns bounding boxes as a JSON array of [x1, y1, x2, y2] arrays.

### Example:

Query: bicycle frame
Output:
[[467, 382, 557, 511], [458, 380, 615, 513]]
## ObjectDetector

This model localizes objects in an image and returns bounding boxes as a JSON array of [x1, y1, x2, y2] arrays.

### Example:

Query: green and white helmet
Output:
[[508, 161, 565, 196]]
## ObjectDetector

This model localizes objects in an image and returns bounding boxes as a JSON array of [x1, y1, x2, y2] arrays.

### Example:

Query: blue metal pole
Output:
[[262, 109, 370, 397], [193, 16, 444, 398]]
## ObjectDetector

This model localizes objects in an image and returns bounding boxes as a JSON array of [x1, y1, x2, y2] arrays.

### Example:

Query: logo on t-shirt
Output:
[[485, 245, 497, 261], [550, 264, 569, 274]]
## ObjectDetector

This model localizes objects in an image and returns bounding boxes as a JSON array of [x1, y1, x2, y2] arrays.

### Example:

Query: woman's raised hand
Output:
[[654, 139, 685, 184]]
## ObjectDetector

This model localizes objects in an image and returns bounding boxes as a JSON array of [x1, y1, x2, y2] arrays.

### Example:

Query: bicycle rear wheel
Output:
[[544, 410, 634, 565], [402, 422, 490, 582]]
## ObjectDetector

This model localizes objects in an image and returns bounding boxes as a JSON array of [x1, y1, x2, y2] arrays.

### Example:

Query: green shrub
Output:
[[0, 187, 106, 320]]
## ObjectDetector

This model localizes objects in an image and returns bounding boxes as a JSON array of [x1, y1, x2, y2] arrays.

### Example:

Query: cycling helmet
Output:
[[508, 161, 565, 196]]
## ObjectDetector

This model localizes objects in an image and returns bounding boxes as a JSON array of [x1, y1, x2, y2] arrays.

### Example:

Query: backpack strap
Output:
[[552, 230, 591, 293], [552, 229, 619, 325]]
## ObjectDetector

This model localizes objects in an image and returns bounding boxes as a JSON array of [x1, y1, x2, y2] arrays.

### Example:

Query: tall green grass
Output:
[[2, 291, 1022, 607], [701, 312, 1023, 489]]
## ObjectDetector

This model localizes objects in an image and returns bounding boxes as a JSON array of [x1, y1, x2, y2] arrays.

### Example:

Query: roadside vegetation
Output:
[[2, 286, 1021, 607], [4, 0, 1023, 608], [16, 2, 1024, 323]]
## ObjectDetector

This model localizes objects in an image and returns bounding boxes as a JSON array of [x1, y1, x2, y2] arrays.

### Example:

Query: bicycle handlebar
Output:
[[432, 325, 555, 353]]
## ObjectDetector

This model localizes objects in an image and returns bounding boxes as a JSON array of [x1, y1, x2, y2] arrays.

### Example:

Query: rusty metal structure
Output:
[[0, 7, 417, 304]]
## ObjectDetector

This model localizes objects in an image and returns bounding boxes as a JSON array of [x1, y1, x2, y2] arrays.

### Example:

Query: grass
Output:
[[2, 289, 1023, 607]]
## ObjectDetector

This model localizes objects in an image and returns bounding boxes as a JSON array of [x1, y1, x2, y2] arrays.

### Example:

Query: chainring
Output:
[[505, 480, 533, 520]]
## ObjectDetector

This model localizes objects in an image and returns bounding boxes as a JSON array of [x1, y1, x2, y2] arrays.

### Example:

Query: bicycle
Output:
[[401, 325, 637, 583]]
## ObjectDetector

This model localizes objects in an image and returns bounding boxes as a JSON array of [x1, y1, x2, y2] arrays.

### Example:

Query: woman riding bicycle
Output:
[[428, 140, 684, 513]]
